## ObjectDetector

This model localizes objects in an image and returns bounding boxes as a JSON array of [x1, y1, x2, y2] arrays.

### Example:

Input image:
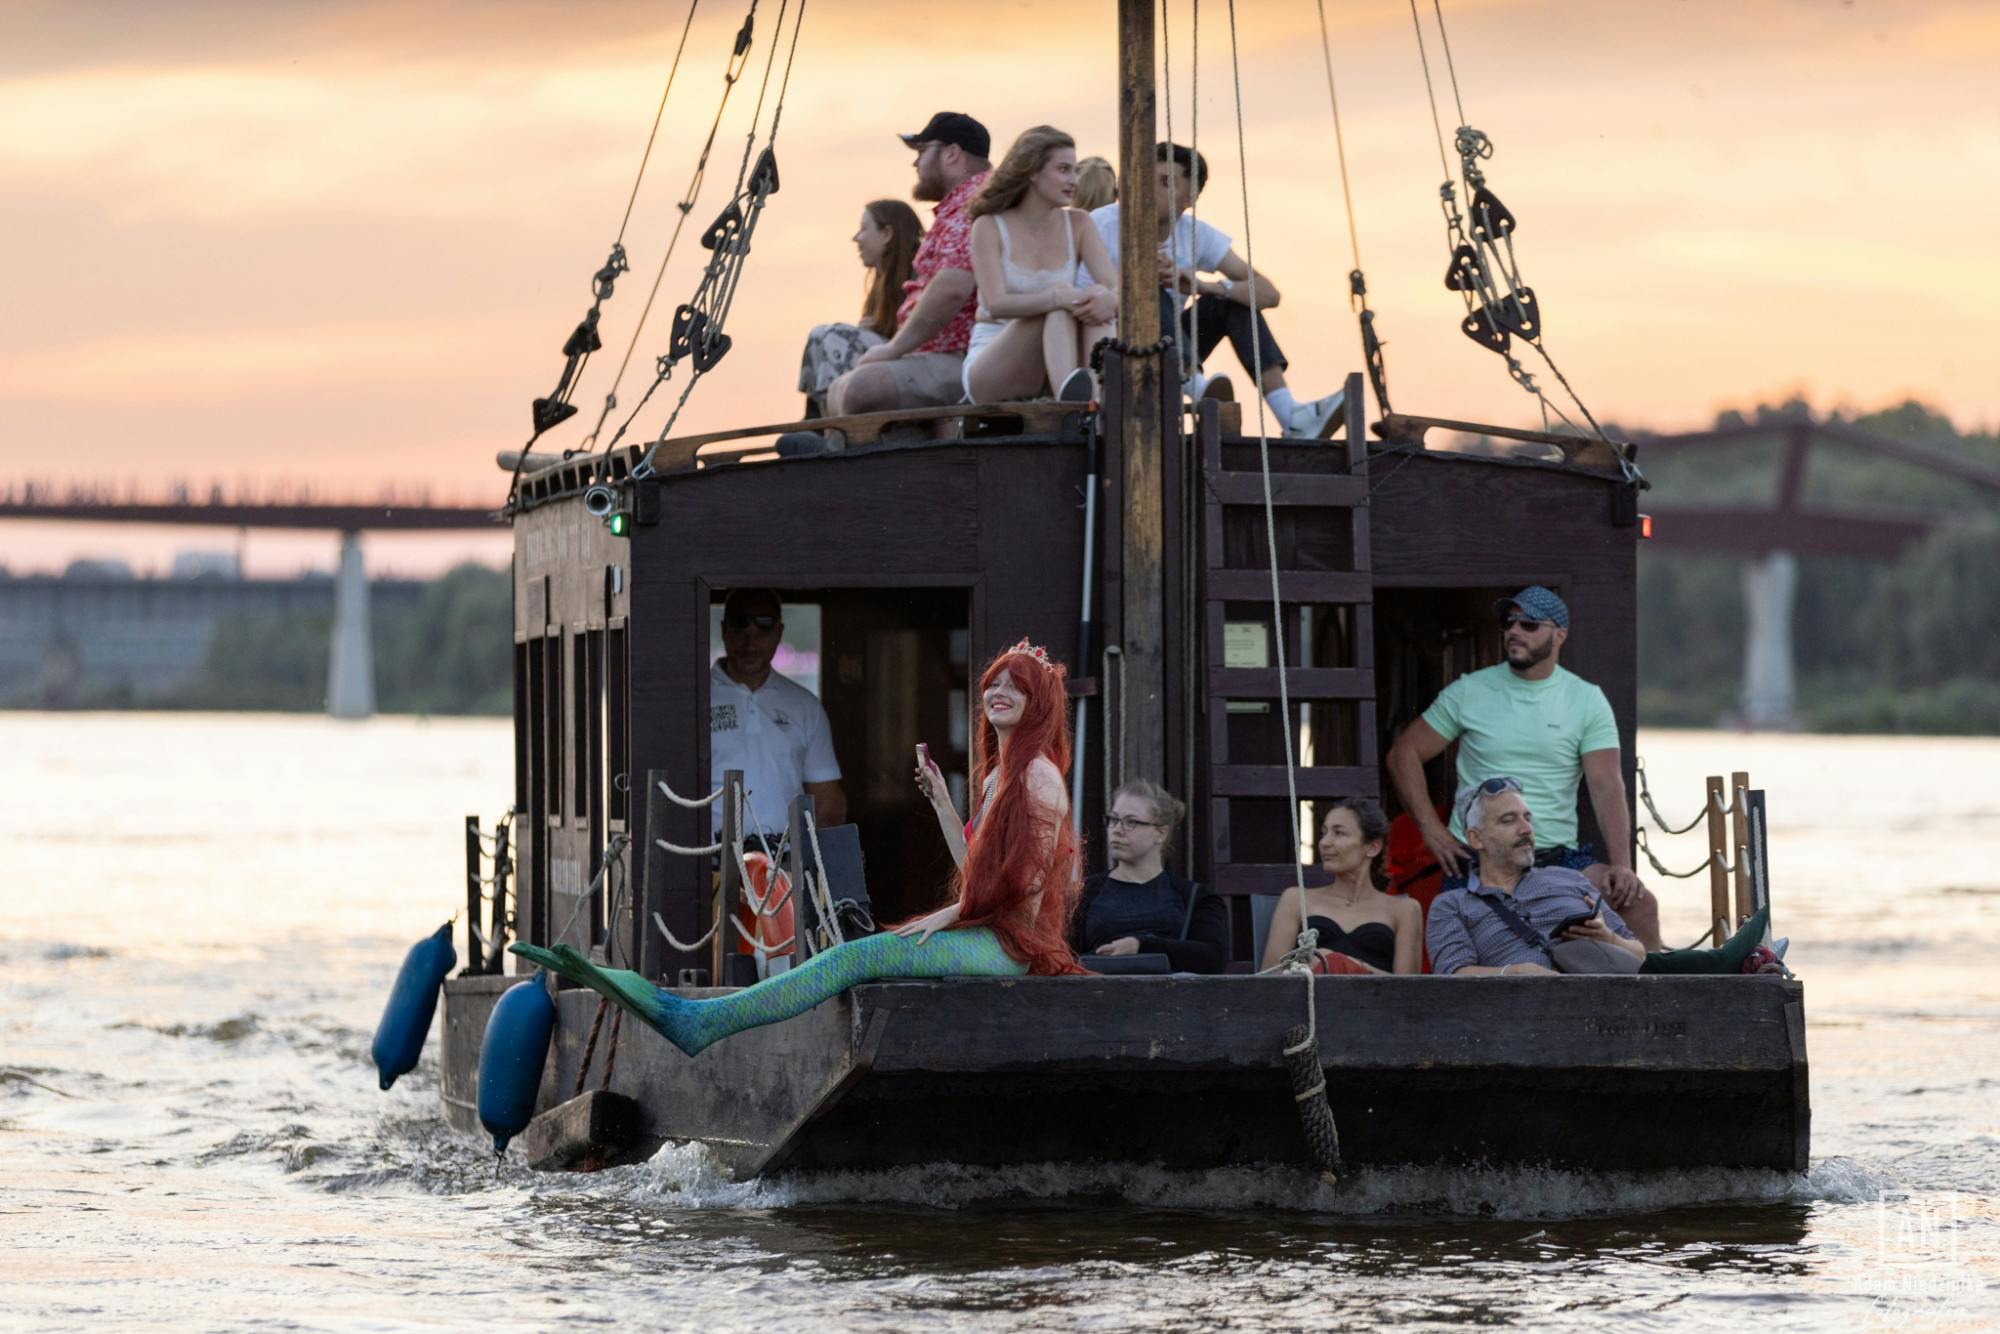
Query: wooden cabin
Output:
[[495, 386, 1645, 976]]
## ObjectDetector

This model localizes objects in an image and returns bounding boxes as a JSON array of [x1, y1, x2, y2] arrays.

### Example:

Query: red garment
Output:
[[897, 171, 988, 355], [1311, 951, 1376, 976], [1385, 806, 1449, 974]]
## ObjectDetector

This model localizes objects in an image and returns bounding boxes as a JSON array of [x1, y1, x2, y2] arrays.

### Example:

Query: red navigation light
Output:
[[1639, 513, 1654, 540]]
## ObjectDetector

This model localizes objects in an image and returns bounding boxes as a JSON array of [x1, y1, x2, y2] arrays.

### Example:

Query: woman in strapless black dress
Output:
[[1259, 797, 1424, 974]]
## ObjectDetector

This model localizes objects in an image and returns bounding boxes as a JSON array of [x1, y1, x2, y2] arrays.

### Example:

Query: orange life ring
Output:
[[733, 851, 796, 971]]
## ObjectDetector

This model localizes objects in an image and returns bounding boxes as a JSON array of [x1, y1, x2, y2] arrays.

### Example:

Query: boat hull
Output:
[[441, 974, 1809, 1179]]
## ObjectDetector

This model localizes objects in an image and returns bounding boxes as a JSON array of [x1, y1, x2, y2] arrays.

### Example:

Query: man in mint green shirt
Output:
[[1386, 586, 1662, 949]]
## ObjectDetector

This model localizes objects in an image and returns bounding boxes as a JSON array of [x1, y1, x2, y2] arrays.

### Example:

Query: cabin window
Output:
[[607, 623, 630, 828]]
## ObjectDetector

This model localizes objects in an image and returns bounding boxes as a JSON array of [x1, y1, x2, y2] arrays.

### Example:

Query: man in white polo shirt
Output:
[[710, 588, 845, 837]]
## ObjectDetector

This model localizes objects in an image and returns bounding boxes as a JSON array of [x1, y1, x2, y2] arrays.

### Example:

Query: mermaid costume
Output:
[[511, 928, 1026, 1056]]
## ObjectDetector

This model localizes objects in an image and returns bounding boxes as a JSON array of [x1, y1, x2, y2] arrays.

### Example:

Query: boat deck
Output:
[[442, 974, 1808, 1179]]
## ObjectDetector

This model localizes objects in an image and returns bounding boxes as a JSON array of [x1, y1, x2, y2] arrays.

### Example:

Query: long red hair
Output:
[[955, 645, 1085, 976]]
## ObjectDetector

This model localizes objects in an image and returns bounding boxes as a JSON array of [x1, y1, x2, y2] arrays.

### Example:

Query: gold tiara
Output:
[[1006, 637, 1053, 667]]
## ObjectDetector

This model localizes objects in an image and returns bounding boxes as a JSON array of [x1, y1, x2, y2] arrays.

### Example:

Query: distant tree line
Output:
[[1636, 399, 2000, 733], [164, 563, 512, 715]]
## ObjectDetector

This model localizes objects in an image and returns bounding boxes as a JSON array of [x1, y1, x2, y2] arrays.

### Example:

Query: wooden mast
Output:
[[1113, 0, 1168, 786]]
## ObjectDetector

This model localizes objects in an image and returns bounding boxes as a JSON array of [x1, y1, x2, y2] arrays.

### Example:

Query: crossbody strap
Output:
[[1479, 890, 1552, 953]]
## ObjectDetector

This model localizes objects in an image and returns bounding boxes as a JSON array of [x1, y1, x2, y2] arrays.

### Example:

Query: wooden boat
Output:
[[436, 4, 1807, 1178]]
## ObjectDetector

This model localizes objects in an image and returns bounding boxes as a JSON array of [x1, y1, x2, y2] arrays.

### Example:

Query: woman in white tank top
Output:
[[963, 126, 1119, 404]]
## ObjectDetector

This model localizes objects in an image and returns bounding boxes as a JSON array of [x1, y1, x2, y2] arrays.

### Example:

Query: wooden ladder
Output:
[[1201, 373, 1378, 897]]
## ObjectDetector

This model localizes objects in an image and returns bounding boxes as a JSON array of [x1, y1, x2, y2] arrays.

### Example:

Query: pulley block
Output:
[[1489, 286, 1540, 340], [1443, 243, 1485, 292], [1460, 305, 1511, 355], [670, 305, 734, 373], [532, 397, 580, 434], [560, 311, 603, 360], [701, 201, 745, 252], [1467, 186, 1517, 243], [748, 146, 780, 198]]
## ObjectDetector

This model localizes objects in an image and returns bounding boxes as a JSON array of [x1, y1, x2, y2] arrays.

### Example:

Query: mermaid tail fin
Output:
[[507, 943, 667, 1031]]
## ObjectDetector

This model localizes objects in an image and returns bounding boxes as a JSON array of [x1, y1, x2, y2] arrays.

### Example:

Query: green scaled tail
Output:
[[511, 930, 1027, 1057], [508, 943, 667, 1029]]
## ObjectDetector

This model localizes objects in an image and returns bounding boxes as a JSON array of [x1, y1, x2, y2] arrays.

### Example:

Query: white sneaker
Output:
[[1286, 389, 1346, 440]]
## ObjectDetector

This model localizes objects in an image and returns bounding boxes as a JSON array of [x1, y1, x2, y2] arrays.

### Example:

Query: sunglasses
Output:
[[1502, 614, 1547, 632], [723, 614, 778, 632], [1105, 815, 1164, 832]]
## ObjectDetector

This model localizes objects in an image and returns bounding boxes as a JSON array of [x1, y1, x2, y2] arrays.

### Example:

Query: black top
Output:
[[1072, 870, 1231, 974], [1305, 915, 1397, 973]]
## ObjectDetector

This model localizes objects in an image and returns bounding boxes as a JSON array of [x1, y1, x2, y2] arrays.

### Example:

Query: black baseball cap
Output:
[[899, 112, 990, 160]]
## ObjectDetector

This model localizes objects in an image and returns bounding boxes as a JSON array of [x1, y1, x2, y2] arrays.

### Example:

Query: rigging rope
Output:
[[1405, 0, 1637, 481], [1226, 0, 1305, 900], [502, 2, 708, 507], [1634, 757, 1706, 836], [626, 0, 808, 480], [1314, 0, 1392, 415], [579, 1, 760, 461]]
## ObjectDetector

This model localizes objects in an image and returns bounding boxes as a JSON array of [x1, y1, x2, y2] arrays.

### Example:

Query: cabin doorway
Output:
[[709, 585, 972, 927], [1372, 584, 1523, 820]]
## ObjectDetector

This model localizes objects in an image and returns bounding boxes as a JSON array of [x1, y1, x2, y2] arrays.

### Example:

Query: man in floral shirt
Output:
[[826, 112, 992, 415]]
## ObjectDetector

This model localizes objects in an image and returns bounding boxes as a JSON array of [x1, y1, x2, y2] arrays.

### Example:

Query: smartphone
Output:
[[1549, 897, 1601, 938], [916, 742, 932, 769]]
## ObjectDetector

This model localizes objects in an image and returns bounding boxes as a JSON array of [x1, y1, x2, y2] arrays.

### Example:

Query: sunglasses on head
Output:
[[1503, 613, 1547, 632], [724, 613, 778, 632]]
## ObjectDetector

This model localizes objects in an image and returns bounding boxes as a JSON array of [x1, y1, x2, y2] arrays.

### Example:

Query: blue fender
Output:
[[477, 976, 556, 1155], [371, 922, 457, 1091]]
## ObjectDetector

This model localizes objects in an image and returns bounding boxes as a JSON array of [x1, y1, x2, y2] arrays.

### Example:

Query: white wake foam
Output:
[[615, 1142, 1888, 1219]]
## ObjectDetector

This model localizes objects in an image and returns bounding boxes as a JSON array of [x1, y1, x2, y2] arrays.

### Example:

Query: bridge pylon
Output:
[[1740, 550, 1797, 729], [328, 532, 375, 720]]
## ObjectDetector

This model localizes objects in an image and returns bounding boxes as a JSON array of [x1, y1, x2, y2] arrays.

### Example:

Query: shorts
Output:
[[1441, 842, 1600, 892], [961, 319, 1002, 398], [877, 350, 967, 409]]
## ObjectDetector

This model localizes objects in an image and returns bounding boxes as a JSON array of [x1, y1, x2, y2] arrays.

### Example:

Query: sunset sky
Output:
[[3, 0, 1996, 574]]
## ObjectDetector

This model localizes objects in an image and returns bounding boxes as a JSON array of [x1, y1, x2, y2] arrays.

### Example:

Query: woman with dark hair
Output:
[[513, 639, 1083, 1055], [797, 199, 924, 415], [1072, 779, 1229, 973], [1259, 797, 1424, 975], [962, 126, 1118, 404]]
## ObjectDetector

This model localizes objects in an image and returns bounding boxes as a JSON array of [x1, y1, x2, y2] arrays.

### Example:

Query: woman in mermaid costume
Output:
[[514, 639, 1085, 1055]]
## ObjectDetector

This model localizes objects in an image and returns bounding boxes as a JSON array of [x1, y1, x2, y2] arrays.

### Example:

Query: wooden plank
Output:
[[517, 1090, 646, 1171], [1211, 764, 1379, 798], [1377, 412, 1629, 473], [1207, 472, 1367, 508], [1706, 774, 1729, 946], [1209, 666, 1374, 700], [1206, 570, 1372, 604]]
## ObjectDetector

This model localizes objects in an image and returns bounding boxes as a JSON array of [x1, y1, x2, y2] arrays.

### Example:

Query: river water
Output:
[[2, 714, 1994, 1330]]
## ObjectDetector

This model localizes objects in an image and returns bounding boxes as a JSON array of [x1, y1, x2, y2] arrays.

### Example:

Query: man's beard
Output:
[[1506, 636, 1554, 669], [913, 161, 947, 202]]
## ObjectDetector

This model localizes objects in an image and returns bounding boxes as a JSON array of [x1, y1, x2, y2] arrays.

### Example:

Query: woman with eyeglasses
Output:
[[512, 638, 1084, 1057], [1260, 797, 1424, 975], [1071, 780, 1229, 973]]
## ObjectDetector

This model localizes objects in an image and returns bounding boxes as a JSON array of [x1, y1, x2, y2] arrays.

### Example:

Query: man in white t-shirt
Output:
[[709, 588, 846, 837], [1088, 143, 1343, 439]]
